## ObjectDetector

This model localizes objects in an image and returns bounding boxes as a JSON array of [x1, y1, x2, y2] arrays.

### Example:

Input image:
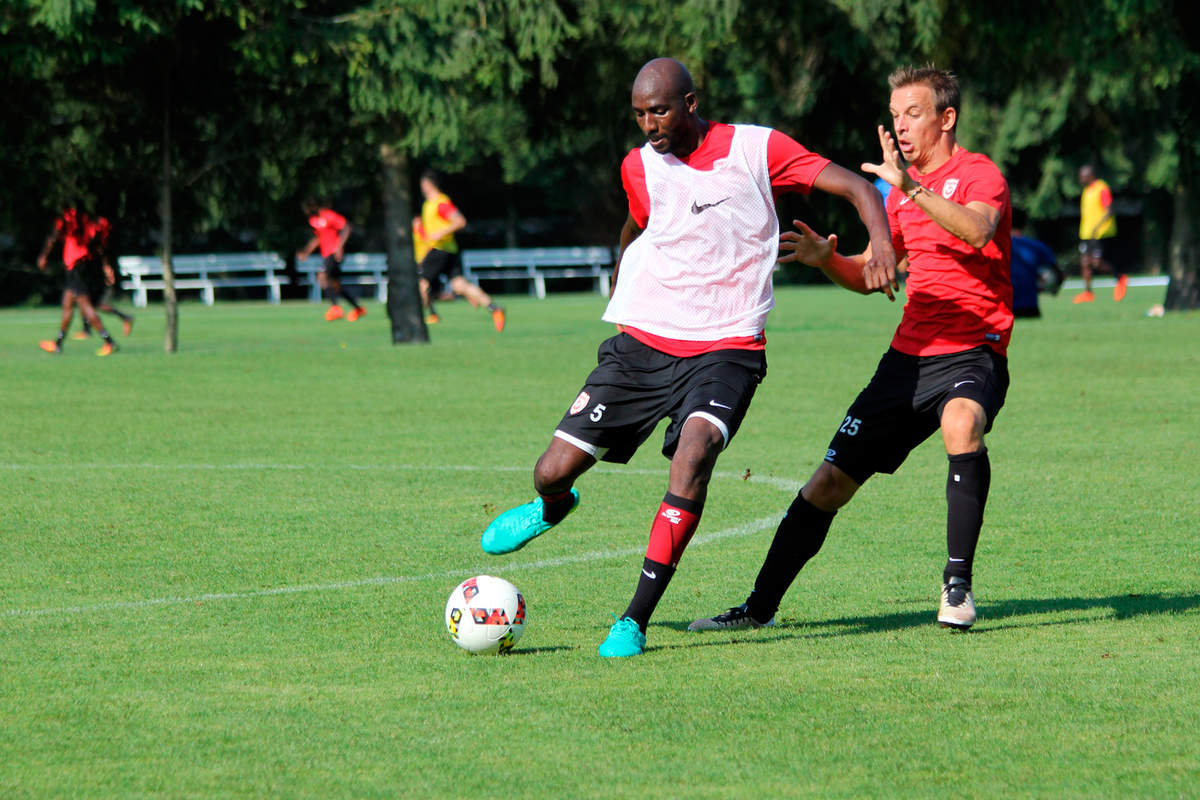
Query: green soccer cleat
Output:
[[481, 489, 580, 555], [598, 616, 646, 658]]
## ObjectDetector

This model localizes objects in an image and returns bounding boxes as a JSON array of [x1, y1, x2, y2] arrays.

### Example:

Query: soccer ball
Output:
[[444, 575, 526, 654]]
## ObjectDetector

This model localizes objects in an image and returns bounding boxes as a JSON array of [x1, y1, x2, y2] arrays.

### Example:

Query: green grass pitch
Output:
[[1, 286, 1197, 797]]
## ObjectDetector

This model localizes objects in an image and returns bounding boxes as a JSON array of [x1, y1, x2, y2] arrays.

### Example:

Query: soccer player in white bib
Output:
[[481, 58, 897, 657]]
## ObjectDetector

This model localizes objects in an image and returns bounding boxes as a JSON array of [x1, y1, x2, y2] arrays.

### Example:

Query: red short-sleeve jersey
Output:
[[621, 123, 830, 229], [887, 147, 1013, 357], [309, 208, 348, 257], [56, 209, 93, 269]]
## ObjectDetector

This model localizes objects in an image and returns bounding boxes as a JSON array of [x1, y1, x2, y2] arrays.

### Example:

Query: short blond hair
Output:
[[889, 66, 960, 128]]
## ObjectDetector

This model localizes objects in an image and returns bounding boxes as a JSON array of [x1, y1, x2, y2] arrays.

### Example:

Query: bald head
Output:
[[633, 58, 695, 101], [631, 58, 706, 157]]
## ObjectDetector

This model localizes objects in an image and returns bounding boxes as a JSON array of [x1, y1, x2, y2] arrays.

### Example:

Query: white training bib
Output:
[[604, 124, 778, 340]]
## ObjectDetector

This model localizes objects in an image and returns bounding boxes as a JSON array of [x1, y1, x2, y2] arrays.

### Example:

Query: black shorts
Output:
[[322, 254, 343, 280], [824, 346, 1009, 484], [553, 333, 767, 464], [1078, 239, 1111, 260], [63, 268, 90, 296], [419, 249, 462, 283]]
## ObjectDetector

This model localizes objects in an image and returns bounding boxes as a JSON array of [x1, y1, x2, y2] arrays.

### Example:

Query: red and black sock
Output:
[[621, 493, 703, 630], [540, 490, 576, 525]]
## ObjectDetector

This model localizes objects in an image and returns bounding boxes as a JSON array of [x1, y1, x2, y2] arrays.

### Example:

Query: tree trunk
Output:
[[1164, 181, 1199, 310], [380, 142, 428, 343], [161, 69, 179, 352]]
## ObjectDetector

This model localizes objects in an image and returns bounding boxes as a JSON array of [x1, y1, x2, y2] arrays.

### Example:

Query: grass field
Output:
[[1, 286, 1197, 798]]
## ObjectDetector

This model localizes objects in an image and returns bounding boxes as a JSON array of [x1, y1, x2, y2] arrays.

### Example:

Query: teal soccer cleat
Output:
[[481, 489, 580, 555], [598, 616, 646, 658]]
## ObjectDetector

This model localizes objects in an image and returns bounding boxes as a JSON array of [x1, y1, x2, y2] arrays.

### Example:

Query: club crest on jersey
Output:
[[569, 391, 590, 415], [942, 178, 959, 199]]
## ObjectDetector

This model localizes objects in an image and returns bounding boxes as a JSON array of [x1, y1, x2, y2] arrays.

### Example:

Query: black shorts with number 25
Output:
[[553, 333, 767, 464], [825, 345, 1009, 484]]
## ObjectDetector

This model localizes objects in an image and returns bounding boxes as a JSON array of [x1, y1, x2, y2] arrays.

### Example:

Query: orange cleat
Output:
[[96, 342, 117, 357], [1073, 291, 1095, 304], [325, 305, 345, 321], [347, 306, 367, 322], [71, 330, 90, 340], [491, 306, 506, 332], [424, 312, 440, 325], [39, 340, 61, 354], [122, 317, 134, 336], [1113, 274, 1128, 302]]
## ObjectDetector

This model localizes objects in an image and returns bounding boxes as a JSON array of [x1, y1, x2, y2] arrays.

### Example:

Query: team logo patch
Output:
[[569, 391, 590, 415], [942, 178, 959, 199]]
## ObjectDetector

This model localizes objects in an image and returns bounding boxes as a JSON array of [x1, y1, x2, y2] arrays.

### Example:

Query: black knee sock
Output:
[[56, 330, 65, 345], [621, 557, 675, 631], [745, 493, 836, 623], [944, 448, 990, 584]]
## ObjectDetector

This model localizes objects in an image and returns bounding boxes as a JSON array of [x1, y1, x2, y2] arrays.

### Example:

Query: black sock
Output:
[[56, 331, 65, 345], [487, 302, 500, 311], [621, 557, 675, 631], [944, 448, 990, 584], [115, 310, 131, 322], [101, 332, 114, 344], [82, 321, 92, 334], [745, 493, 836, 623], [540, 491, 575, 525]]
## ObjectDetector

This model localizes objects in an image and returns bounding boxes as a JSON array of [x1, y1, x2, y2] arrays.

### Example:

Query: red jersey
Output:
[[619, 123, 831, 356], [308, 208, 348, 257], [887, 147, 1012, 357], [56, 209, 99, 270]]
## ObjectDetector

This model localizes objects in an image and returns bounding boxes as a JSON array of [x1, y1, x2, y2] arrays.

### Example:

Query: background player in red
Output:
[[36, 208, 121, 356], [75, 215, 134, 339], [297, 200, 365, 322], [480, 58, 895, 657], [691, 65, 1012, 634]]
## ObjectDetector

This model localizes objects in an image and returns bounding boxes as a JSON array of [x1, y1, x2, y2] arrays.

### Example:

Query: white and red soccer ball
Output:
[[444, 575, 526, 654]]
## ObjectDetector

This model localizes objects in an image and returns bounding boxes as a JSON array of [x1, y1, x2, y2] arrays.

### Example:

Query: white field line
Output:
[[2, 463, 797, 619]]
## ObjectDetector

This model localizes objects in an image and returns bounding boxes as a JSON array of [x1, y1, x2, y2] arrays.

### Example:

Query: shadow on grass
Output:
[[655, 591, 1200, 649]]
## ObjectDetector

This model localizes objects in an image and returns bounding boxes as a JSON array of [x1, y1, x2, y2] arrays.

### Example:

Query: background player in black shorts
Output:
[[36, 208, 120, 356], [76, 216, 134, 339], [416, 170, 505, 331]]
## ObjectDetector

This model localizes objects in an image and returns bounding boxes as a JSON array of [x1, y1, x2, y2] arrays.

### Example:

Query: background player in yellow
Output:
[[417, 170, 505, 331], [1074, 164, 1125, 303]]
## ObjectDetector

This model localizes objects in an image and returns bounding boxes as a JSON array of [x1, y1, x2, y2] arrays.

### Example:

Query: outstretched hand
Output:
[[778, 219, 837, 268], [861, 124, 910, 191], [862, 240, 898, 302]]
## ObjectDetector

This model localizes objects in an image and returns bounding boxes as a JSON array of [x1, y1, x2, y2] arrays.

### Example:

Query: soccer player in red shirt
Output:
[[480, 58, 896, 657], [691, 66, 1012, 633], [36, 208, 121, 356], [298, 201, 365, 322]]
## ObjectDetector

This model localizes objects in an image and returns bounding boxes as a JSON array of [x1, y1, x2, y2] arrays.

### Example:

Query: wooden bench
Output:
[[460, 247, 613, 299], [117, 253, 286, 307], [295, 252, 389, 303]]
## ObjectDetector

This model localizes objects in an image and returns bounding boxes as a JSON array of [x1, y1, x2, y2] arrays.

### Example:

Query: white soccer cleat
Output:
[[938, 576, 976, 629]]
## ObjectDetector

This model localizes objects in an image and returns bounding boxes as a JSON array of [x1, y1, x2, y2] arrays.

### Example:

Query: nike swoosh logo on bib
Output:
[[691, 197, 731, 214]]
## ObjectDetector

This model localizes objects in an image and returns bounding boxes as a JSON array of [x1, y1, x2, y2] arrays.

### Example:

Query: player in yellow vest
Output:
[[417, 170, 505, 330], [1075, 165, 1126, 303]]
